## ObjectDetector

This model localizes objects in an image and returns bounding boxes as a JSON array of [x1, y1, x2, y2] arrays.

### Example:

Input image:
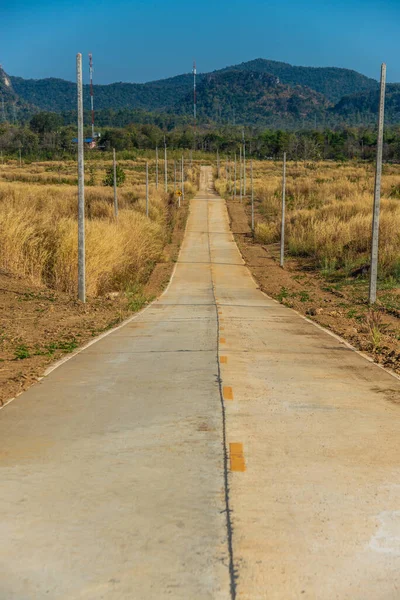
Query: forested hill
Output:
[[1, 58, 393, 127], [222, 59, 378, 103]]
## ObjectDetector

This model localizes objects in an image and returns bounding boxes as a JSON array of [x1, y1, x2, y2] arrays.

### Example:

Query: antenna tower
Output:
[[89, 53, 95, 139], [193, 60, 197, 130]]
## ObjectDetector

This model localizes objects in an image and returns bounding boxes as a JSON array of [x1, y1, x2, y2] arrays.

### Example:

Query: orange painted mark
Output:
[[220, 326, 224, 331], [223, 386, 234, 401], [220, 356, 228, 364], [230, 443, 246, 472], [220, 337, 226, 344]]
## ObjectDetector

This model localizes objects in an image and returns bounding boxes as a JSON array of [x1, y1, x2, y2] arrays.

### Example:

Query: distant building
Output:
[[72, 134, 100, 149]]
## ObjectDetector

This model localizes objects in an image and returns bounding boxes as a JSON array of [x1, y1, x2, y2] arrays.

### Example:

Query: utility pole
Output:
[[369, 63, 387, 304], [174, 160, 177, 193], [18, 147, 22, 167], [155, 146, 159, 190], [234, 153, 237, 200], [243, 129, 246, 195], [251, 159, 255, 233], [146, 161, 149, 217], [181, 156, 185, 207], [280, 152, 287, 268], [239, 145, 243, 202], [76, 53, 86, 303], [113, 148, 118, 219], [164, 136, 167, 193]]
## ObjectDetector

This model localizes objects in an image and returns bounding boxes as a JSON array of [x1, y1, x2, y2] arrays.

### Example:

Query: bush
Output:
[[103, 165, 126, 187]]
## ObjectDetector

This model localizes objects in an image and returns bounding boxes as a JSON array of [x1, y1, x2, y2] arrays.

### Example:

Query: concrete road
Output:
[[1, 167, 400, 599]]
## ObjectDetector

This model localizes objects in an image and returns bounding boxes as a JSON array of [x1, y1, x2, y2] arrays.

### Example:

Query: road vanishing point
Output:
[[1, 167, 400, 599]]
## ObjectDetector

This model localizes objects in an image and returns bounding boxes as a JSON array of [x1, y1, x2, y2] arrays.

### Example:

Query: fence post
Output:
[[76, 53, 86, 303], [280, 152, 287, 268], [113, 148, 118, 219], [369, 63, 387, 304], [146, 161, 149, 217]]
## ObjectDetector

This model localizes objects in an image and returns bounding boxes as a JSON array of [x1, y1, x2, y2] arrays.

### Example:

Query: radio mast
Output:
[[89, 53, 95, 139], [193, 60, 197, 130]]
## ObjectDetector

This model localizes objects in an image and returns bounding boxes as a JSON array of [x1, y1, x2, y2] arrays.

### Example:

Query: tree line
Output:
[[1, 112, 400, 162]]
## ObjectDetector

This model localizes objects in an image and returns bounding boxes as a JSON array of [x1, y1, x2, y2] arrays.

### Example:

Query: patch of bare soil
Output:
[[0, 202, 189, 406], [227, 199, 400, 377]]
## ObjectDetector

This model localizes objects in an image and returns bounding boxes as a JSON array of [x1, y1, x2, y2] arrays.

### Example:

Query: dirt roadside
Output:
[[0, 202, 189, 406], [227, 199, 400, 379]]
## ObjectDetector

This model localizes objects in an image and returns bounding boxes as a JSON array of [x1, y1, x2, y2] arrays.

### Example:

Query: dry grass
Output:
[[0, 158, 199, 296], [216, 161, 400, 280]]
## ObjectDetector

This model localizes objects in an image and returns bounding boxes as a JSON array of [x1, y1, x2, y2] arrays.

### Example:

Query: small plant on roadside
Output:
[[126, 284, 153, 312], [365, 310, 385, 352], [14, 344, 31, 360], [277, 287, 289, 302]]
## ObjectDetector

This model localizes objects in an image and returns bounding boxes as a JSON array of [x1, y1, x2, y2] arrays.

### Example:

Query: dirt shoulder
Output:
[[227, 199, 400, 378], [0, 202, 189, 406]]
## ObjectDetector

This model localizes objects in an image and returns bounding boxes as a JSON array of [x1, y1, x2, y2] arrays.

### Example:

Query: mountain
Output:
[[0, 58, 390, 128], [174, 69, 330, 126], [332, 84, 400, 125], [221, 59, 378, 103], [0, 65, 33, 121]]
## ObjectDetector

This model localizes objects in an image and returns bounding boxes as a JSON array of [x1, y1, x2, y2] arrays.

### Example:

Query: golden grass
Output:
[[218, 161, 400, 279], [0, 158, 199, 296]]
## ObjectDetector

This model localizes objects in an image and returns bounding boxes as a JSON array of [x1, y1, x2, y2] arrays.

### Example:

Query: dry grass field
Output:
[[216, 160, 400, 375], [216, 160, 400, 281], [0, 154, 199, 403], [0, 156, 199, 296]]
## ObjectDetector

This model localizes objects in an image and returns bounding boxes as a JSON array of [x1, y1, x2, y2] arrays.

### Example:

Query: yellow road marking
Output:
[[230, 443, 246, 472], [220, 356, 228, 364], [223, 386, 233, 400]]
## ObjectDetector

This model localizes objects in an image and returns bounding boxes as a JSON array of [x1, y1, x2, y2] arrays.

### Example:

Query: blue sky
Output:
[[1, 0, 399, 84]]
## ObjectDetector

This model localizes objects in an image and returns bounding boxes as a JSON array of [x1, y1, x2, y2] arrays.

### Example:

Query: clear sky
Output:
[[1, 0, 399, 84]]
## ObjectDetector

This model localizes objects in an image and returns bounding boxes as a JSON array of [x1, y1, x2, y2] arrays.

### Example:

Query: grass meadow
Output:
[[216, 160, 400, 283], [0, 156, 199, 297]]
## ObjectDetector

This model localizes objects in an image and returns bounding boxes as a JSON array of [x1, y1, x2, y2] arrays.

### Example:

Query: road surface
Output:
[[1, 167, 400, 599]]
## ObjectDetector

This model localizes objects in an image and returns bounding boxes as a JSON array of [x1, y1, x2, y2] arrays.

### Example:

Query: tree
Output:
[[29, 112, 63, 135], [103, 164, 126, 187]]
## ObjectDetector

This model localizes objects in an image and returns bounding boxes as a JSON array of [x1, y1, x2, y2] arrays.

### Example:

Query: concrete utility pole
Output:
[[113, 148, 118, 219], [239, 145, 243, 202], [243, 129, 246, 195], [164, 137, 168, 193], [251, 159, 255, 233], [156, 146, 159, 190], [174, 160, 177, 193], [280, 152, 287, 268], [369, 63, 387, 304], [76, 53, 86, 303], [234, 153, 237, 199], [146, 161, 149, 218], [181, 156, 184, 206]]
